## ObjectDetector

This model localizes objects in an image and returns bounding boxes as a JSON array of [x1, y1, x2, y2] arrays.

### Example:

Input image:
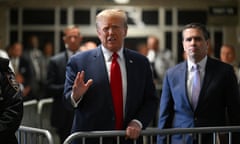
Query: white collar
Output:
[[187, 56, 207, 72], [101, 44, 124, 62]]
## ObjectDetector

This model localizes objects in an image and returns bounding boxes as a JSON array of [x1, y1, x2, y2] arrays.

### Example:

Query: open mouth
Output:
[[108, 37, 116, 42]]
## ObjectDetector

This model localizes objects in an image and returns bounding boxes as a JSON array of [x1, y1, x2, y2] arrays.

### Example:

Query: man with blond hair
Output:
[[64, 9, 159, 144]]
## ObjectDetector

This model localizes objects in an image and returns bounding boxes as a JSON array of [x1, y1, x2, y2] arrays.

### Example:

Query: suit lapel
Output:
[[95, 47, 114, 108], [122, 49, 135, 119], [94, 47, 111, 86], [181, 62, 193, 109], [195, 57, 214, 110]]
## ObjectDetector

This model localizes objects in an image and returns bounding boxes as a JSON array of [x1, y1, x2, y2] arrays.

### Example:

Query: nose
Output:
[[70, 36, 77, 42], [190, 39, 196, 45], [108, 27, 114, 34]]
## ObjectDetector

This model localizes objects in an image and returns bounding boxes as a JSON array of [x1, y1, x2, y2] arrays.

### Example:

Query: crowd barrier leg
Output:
[[17, 125, 54, 144]]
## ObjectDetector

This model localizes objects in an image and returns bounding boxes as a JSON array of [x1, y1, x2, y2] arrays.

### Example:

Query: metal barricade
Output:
[[37, 98, 61, 144], [17, 125, 54, 144], [21, 99, 39, 127], [63, 126, 240, 144], [38, 98, 54, 129]]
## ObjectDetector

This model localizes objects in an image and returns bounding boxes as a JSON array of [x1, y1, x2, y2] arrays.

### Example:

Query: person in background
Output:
[[40, 41, 54, 99], [79, 41, 97, 51], [157, 23, 240, 144], [136, 42, 148, 56], [23, 35, 43, 100], [146, 35, 175, 89], [207, 42, 215, 58], [9, 42, 34, 101], [63, 9, 159, 144], [0, 57, 23, 144], [47, 25, 82, 143], [220, 44, 240, 81]]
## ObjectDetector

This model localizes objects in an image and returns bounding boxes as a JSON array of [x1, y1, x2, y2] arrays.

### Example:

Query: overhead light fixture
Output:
[[113, 0, 130, 4]]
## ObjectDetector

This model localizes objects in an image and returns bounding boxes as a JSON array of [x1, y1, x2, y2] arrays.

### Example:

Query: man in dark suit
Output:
[[47, 25, 82, 143], [9, 42, 34, 101], [63, 9, 159, 144], [157, 23, 240, 144]]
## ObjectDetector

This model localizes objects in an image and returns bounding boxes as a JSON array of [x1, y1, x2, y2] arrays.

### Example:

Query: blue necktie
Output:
[[192, 64, 201, 110]]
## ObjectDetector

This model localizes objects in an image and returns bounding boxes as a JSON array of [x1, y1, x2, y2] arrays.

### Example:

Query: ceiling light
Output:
[[113, 0, 130, 4]]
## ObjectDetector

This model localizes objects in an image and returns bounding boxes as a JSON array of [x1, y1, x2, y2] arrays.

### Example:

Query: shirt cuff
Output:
[[132, 119, 143, 129], [70, 92, 82, 108]]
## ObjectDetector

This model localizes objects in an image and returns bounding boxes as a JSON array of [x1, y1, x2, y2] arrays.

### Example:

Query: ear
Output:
[[96, 29, 102, 41], [79, 36, 83, 42], [206, 39, 210, 46], [205, 39, 210, 52], [97, 28, 101, 35], [182, 40, 185, 50]]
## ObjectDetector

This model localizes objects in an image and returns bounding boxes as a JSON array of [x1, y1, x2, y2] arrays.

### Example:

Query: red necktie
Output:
[[110, 52, 123, 130]]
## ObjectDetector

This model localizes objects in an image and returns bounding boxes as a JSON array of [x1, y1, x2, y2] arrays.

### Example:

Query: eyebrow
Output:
[[184, 36, 203, 40]]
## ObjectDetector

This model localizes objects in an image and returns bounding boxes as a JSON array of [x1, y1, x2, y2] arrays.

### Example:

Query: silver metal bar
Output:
[[63, 126, 240, 144], [17, 125, 53, 144]]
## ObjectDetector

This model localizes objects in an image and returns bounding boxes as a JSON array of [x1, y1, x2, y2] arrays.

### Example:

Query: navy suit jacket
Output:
[[47, 51, 74, 132], [157, 57, 240, 144], [64, 46, 159, 144]]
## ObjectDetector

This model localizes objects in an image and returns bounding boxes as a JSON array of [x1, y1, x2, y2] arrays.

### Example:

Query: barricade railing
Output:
[[63, 126, 240, 144], [22, 99, 39, 127], [17, 125, 54, 144], [37, 98, 54, 129]]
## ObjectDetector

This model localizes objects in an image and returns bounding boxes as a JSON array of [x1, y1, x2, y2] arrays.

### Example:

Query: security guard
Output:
[[0, 57, 23, 144]]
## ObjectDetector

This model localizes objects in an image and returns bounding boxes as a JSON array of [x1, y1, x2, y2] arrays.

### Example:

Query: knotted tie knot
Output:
[[192, 64, 199, 72], [112, 52, 118, 60]]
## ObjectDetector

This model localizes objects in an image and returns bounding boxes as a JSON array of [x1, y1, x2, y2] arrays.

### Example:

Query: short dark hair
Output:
[[182, 23, 210, 40]]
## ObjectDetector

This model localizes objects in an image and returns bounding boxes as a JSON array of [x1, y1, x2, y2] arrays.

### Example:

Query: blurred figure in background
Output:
[[40, 41, 54, 99], [146, 35, 175, 88], [9, 42, 34, 101], [220, 44, 240, 81], [47, 25, 82, 143], [79, 41, 97, 51], [136, 42, 148, 56], [23, 35, 43, 100]]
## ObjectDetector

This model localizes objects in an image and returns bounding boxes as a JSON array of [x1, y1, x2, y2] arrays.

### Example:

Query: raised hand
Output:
[[72, 71, 93, 102]]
